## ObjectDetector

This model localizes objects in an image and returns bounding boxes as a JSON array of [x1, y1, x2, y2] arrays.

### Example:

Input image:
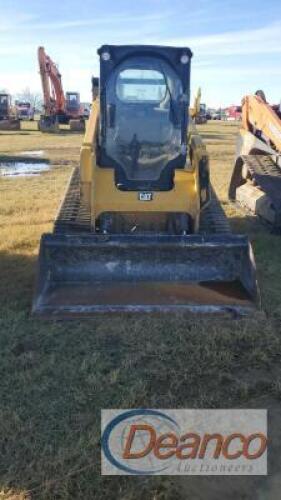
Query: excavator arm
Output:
[[38, 46, 65, 116], [189, 87, 201, 119], [241, 94, 281, 152]]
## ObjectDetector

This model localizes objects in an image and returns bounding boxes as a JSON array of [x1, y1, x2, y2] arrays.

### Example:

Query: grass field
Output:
[[0, 121, 281, 499]]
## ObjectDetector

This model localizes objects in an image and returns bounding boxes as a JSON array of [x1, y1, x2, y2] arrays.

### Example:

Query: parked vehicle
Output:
[[211, 110, 221, 120], [38, 46, 85, 132], [225, 105, 242, 121], [32, 44, 259, 318], [15, 101, 35, 120], [0, 93, 20, 130]]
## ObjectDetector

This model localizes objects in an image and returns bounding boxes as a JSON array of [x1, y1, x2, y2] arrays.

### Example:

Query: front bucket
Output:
[[32, 233, 260, 318]]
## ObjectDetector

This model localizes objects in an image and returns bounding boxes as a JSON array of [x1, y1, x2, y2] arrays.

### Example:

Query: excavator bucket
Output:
[[32, 232, 260, 318]]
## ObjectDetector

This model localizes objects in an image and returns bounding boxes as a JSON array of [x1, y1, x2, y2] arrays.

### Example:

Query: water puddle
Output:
[[0, 161, 50, 177]]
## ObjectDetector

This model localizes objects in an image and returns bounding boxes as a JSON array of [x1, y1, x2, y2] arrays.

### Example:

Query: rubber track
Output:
[[54, 167, 230, 235], [54, 167, 91, 233], [199, 191, 230, 234], [242, 154, 281, 212]]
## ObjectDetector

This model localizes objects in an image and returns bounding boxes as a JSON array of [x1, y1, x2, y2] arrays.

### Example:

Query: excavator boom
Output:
[[241, 94, 281, 151], [38, 46, 65, 116]]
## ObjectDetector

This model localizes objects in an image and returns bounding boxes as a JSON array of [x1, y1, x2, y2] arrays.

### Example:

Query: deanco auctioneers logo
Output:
[[101, 409, 267, 475]]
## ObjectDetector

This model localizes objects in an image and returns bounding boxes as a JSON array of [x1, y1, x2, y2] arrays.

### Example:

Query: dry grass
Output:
[[0, 122, 281, 499]]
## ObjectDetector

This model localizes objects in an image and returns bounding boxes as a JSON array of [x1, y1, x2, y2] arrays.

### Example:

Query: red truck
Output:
[[15, 101, 35, 120], [225, 105, 242, 121]]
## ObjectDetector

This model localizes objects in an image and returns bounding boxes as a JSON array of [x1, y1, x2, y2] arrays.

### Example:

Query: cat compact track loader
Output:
[[32, 45, 259, 318]]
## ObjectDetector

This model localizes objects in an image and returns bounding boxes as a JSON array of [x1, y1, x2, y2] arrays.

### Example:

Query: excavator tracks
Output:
[[237, 154, 281, 229]]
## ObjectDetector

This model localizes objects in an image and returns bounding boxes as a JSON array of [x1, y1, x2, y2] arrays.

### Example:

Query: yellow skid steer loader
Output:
[[32, 45, 259, 317]]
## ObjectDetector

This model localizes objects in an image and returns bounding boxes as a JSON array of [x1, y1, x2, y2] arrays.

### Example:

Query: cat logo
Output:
[[138, 192, 153, 201]]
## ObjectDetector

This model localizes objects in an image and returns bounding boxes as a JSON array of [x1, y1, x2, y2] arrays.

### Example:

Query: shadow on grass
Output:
[[0, 251, 36, 308], [228, 211, 266, 236], [58, 131, 84, 136], [200, 133, 235, 141], [227, 213, 281, 316], [0, 131, 32, 136], [0, 249, 280, 498], [35, 132, 83, 139], [0, 155, 49, 164]]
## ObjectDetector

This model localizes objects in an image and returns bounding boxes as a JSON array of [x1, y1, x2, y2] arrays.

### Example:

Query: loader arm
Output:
[[242, 94, 281, 152], [190, 87, 201, 119], [80, 99, 100, 212]]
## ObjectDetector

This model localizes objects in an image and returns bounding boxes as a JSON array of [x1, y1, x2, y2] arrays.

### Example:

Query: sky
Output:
[[0, 0, 281, 107]]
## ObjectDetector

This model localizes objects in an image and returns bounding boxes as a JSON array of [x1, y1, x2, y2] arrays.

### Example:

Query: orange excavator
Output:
[[229, 91, 281, 230], [38, 46, 86, 132]]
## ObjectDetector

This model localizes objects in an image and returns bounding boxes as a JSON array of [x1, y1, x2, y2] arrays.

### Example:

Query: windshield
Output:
[[66, 93, 80, 113], [0, 95, 8, 105], [18, 102, 30, 107], [102, 56, 185, 185], [116, 68, 167, 103], [67, 93, 79, 102]]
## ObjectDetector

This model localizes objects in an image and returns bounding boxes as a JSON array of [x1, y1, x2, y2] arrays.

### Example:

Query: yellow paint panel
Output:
[[92, 165, 198, 219]]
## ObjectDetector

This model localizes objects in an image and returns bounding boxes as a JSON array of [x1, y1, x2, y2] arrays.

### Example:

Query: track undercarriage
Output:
[[229, 154, 281, 230]]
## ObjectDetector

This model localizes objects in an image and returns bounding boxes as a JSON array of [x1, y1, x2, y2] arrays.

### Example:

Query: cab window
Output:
[[116, 69, 167, 103]]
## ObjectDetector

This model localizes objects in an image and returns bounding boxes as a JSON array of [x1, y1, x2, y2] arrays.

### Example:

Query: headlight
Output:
[[180, 54, 189, 64], [101, 51, 111, 61]]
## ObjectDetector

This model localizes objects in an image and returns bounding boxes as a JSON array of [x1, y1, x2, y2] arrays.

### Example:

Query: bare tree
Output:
[[16, 87, 43, 111]]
